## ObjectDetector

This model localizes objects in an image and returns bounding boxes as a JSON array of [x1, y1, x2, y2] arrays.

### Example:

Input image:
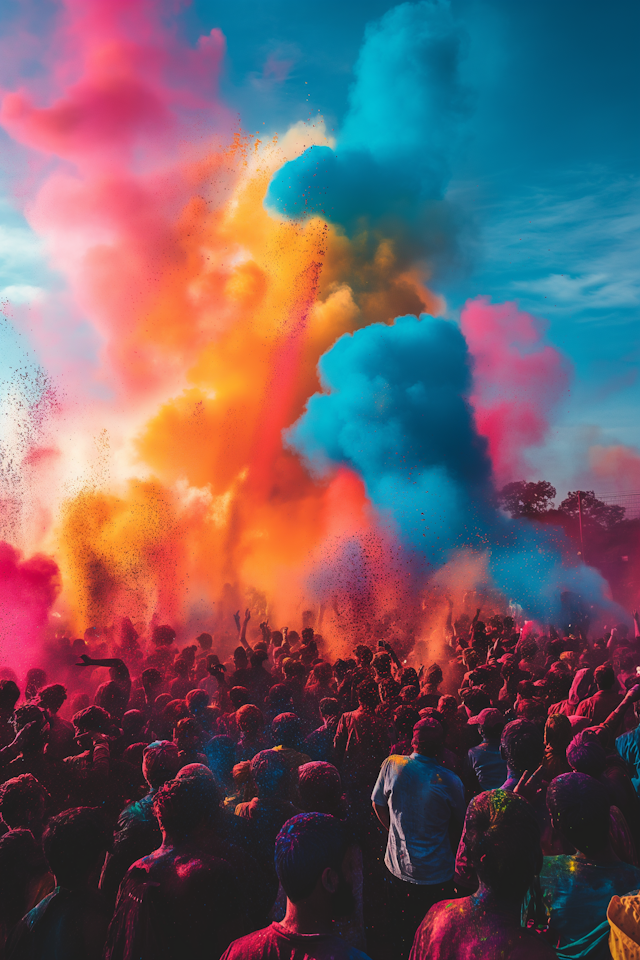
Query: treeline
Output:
[[498, 481, 639, 608]]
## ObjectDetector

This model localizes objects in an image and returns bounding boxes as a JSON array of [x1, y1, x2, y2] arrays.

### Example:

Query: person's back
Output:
[[8, 808, 111, 960], [304, 699, 340, 763], [372, 720, 465, 886], [539, 773, 640, 954], [575, 664, 622, 724], [235, 750, 299, 870], [99, 740, 182, 903], [410, 790, 555, 960], [9, 887, 109, 960], [333, 682, 389, 788], [115, 846, 239, 960], [465, 708, 507, 792], [105, 775, 243, 960]]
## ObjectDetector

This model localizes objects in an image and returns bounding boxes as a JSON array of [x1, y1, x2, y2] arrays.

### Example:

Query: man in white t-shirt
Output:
[[372, 718, 466, 957]]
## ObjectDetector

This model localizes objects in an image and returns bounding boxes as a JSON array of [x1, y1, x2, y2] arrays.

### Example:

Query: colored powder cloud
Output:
[[265, 0, 468, 267], [460, 296, 571, 486], [0, 542, 60, 673], [287, 313, 620, 621]]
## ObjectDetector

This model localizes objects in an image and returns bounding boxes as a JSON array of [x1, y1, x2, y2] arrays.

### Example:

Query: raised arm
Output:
[[76, 655, 130, 685], [596, 684, 640, 748], [239, 608, 253, 654], [382, 641, 402, 675]]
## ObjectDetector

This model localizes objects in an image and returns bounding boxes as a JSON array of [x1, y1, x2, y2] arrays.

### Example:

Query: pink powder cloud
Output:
[[460, 296, 571, 487]]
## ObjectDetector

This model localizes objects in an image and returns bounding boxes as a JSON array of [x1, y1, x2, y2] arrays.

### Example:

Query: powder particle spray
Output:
[[0, 0, 626, 665]]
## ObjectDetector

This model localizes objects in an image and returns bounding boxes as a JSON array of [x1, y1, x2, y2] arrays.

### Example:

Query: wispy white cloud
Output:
[[475, 174, 640, 318]]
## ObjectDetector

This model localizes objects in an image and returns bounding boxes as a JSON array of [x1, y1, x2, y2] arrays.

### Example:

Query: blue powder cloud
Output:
[[287, 314, 622, 622], [265, 0, 468, 233]]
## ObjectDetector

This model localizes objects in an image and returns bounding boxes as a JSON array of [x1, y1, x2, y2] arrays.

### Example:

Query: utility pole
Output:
[[577, 491, 586, 563]]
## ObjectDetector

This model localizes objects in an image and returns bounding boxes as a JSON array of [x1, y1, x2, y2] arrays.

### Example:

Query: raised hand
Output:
[[514, 765, 545, 805]]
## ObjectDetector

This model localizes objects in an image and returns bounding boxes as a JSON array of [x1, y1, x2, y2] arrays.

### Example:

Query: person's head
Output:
[[354, 645, 373, 667], [70, 691, 91, 715], [372, 652, 392, 677], [301, 641, 318, 665], [172, 658, 190, 679], [174, 717, 203, 754], [37, 683, 67, 715], [500, 719, 544, 777], [250, 649, 269, 669], [393, 705, 420, 739], [437, 694, 458, 719], [141, 668, 163, 693], [283, 659, 306, 683], [43, 807, 110, 888], [229, 685, 250, 709], [237, 703, 263, 736], [301, 627, 315, 645], [233, 646, 248, 668], [319, 698, 340, 723], [272, 712, 301, 749], [72, 704, 117, 743], [464, 790, 542, 901], [266, 683, 292, 710], [399, 685, 418, 704], [517, 680, 536, 700], [13, 704, 49, 753], [356, 679, 380, 711], [469, 707, 505, 742], [153, 774, 218, 843], [313, 662, 333, 685], [251, 749, 290, 799], [25, 668, 47, 700], [186, 688, 210, 718], [298, 763, 343, 815], [594, 663, 615, 691], [95, 679, 128, 720], [460, 687, 491, 718], [205, 735, 235, 784], [425, 663, 443, 688], [519, 640, 538, 662], [271, 630, 284, 648], [197, 632, 213, 651], [412, 718, 444, 758], [399, 667, 419, 688], [151, 625, 176, 647], [275, 813, 356, 918], [333, 659, 349, 682], [142, 740, 182, 789], [0, 773, 48, 830], [0, 679, 20, 716], [205, 654, 221, 676], [544, 714, 572, 752], [163, 698, 189, 729], [566, 730, 607, 777], [547, 772, 611, 856]]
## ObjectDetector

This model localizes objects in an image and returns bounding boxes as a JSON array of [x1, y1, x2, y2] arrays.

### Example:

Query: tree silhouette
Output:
[[558, 490, 625, 530], [498, 480, 556, 518]]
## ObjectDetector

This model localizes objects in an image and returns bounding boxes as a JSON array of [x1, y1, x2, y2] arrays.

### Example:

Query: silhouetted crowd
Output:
[[2, 608, 640, 959]]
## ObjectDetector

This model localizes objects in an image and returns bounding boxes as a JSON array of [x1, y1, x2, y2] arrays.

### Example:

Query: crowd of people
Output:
[[1, 607, 640, 959]]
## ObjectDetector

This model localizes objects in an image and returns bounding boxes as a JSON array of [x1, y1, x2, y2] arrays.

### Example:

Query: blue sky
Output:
[[0, 0, 638, 499]]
